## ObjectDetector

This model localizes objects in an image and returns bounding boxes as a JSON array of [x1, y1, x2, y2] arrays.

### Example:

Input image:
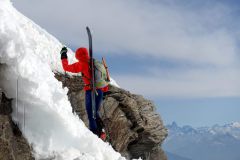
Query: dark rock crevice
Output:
[[0, 89, 34, 160], [0, 90, 12, 115]]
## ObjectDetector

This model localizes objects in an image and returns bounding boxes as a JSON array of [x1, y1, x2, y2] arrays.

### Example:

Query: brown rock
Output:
[[0, 89, 34, 160], [149, 147, 168, 160], [0, 137, 14, 160], [55, 73, 168, 160]]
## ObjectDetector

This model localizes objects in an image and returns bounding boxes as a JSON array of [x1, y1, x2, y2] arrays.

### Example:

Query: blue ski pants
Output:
[[85, 89, 103, 135]]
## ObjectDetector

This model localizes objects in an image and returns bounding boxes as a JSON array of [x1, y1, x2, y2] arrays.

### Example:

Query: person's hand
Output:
[[60, 47, 68, 59]]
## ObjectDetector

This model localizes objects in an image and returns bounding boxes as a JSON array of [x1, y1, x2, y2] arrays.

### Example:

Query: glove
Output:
[[60, 47, 68, 59]]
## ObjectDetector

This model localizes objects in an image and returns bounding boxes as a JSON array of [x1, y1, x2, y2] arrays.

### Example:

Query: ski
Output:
[[86, 26, 96, 119]]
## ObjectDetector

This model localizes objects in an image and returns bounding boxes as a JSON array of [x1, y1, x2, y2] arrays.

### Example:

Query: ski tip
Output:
[[86, 26, 90, 31]]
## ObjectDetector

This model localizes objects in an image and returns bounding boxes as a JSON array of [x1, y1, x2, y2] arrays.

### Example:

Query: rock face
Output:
[[55, 73, 168, 160], [0, 88, 34, 160]]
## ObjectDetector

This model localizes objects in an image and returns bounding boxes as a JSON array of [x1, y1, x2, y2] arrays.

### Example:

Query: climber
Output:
[[60, 46, 107, 141]]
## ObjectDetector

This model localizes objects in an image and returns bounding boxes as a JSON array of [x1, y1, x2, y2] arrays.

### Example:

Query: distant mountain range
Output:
[[163, 122, 240, 160]]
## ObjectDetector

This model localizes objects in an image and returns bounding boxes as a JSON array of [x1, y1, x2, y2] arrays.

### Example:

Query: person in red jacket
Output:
[[60, 46, 107, 140]]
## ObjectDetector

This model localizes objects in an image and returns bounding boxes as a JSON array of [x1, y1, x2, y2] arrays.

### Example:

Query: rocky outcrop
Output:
[[0, 88, 34, 160], [55, 73, 168, 160]]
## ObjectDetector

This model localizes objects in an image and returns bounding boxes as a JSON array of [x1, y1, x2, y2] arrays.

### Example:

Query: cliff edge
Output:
[[55, 73, 168, 160]]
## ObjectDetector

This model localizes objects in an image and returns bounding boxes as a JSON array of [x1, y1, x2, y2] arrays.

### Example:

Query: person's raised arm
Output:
[[60, 47, 82, 73]]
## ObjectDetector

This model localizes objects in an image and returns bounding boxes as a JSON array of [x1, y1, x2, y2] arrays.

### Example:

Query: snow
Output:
[[110, 77, 120, 88], [0, 1, 129, 160], [231, 122, 240, 128]]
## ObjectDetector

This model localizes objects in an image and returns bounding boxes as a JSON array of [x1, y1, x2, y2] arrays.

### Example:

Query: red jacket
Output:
[[61, 48, 108, 92]]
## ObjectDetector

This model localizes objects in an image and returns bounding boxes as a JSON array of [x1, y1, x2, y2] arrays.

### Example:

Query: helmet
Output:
[[75, 47, 89, 61]]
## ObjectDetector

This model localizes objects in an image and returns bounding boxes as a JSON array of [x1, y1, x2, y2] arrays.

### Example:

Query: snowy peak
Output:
[[210, 122, 240, 140], [164, 122, 240, 160], [166, 121, 240, 139], [166, 122, 197, 135], [231, 122, 240, 128]]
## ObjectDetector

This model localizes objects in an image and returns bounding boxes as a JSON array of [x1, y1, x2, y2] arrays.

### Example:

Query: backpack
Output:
[[93, 58, 110, 89]]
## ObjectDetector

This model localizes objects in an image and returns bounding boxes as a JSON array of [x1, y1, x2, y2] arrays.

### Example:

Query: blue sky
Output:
[[11, 0, 240, 127]]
